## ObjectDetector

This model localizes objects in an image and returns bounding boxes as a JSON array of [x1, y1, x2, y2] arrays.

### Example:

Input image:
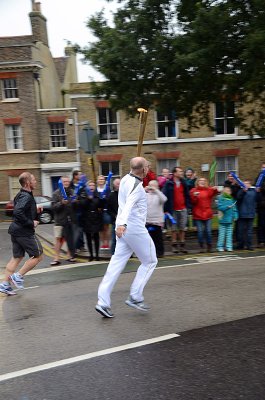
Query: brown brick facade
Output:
[[0, 3, 78, 201], [70, 82, 265, 182], [213, 148, 240, 156]]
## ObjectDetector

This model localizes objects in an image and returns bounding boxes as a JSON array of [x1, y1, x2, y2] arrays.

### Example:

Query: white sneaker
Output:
[[125, 296, 150, 312], [95, 304, 114, 318], [10, 273, 24, 289], [0, 282, 17, 295]]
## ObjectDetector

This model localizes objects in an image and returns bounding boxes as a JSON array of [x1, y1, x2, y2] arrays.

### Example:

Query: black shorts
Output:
[[11, 234, 43, 258]]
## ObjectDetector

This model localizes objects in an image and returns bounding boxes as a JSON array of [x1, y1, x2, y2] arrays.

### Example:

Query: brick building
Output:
[[0, 2, 79, 201], [70, 82, 265, 185]]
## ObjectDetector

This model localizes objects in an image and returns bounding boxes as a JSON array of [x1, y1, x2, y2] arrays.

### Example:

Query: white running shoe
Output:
[[125, 296, 150, 312], [0, 282, 17, 296], [95, 304, 114, 318]]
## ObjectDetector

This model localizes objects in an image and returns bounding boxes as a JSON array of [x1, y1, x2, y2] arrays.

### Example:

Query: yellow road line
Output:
[[40, 242, 87, 263], [40, 242, 55, 257]]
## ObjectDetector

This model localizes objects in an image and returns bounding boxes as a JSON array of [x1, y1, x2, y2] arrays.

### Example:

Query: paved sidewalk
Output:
[[35, 223, 246, 259], [35, 224, 112, 260]]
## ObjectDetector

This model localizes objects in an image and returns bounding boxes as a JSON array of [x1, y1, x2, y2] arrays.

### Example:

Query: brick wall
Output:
[[0, 71, 39, 151], [70, 83, 265, 181], [0, 46, 32, 62], [29, 11, 49, 47]]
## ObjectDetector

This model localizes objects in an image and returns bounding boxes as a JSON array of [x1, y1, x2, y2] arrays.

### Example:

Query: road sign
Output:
[[79, 124, 99, 154]]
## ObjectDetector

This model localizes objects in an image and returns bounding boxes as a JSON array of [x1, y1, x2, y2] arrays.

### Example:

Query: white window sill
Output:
[[214, 133, 238, 138], [100, 139, 120, 144], [156, 136, 178, 140], [50, 147, 68, 150], [1, 98, 20, 103], [6, 149, 23, 152]]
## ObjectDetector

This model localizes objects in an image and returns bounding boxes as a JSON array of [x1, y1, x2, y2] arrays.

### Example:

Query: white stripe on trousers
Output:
[[98, 231, 157, 308], [217, 223, 233, 250]]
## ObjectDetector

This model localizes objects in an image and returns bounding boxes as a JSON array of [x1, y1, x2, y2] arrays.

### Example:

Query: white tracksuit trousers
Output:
[[98, 230, 157, 308]]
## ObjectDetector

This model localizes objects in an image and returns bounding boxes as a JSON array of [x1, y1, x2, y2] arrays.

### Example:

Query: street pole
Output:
[[90, 154, 96, 183], [74, 110, 81, 167]]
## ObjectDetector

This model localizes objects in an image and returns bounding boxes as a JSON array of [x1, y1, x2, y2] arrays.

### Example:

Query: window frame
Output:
[[215, 156, 238, 186], [8, 176, 21, 200], [49, 122, 67, 149], [156, 159, 179, 174], [214, 101, 237, 136], [99, 161, 120, 178], [155, 111, 178, 139], [5, 124, 23, 151], [1, 78, 19, 100], [96, 108, 119, 141]]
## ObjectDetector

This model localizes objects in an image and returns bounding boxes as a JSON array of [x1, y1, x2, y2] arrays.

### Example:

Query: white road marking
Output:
[[14, 286, 40, 292], [32, 260, 107, 274], [157, 254, 265, 270], [1, 254, 265, 281], [0, 261, 106, 279], [184, 254, 242, 263], [0, 333, 179, 382]]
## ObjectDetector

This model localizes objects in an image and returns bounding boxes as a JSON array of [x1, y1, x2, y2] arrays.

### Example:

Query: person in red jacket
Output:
[[190, 177, 219, 252], [143, 162, 157, 187]]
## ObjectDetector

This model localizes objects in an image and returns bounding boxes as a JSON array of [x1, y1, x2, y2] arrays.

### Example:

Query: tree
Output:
[[80, 0, 265, 135]]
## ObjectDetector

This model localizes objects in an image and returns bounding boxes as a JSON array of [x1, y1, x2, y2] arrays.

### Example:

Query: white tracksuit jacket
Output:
[[98, 173, 157, 308], [116, 173, 147, 233]]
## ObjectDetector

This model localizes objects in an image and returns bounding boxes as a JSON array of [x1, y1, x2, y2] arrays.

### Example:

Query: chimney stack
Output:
[[29, 2, 49, 47]]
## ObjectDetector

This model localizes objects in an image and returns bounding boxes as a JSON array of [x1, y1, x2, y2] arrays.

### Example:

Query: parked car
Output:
[[4, 195, 53, 224]]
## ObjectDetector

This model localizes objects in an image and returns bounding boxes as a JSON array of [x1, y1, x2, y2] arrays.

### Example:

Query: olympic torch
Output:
[[136, 108, 148, 156]]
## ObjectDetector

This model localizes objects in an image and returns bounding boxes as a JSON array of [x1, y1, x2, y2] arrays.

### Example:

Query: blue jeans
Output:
[[237, 218, 254, 249], [195, 219, 212, 245]]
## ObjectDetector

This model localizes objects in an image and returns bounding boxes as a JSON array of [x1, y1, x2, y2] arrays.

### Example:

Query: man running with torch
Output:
[[95, 109, 158, 318]]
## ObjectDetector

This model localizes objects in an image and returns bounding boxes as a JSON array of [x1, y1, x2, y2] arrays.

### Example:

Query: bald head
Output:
[[19, 172, 33, 187], [130, 157, 147, 171], [113, 178, 121, 190], [130, 157, 149, 179], [18, 172, 37, 191]]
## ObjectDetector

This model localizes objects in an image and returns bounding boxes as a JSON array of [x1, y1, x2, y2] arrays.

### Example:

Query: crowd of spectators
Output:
[[50, 162, 265, 264]]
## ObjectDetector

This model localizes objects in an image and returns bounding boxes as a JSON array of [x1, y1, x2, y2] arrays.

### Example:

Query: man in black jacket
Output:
[[50, 176, 77, 265], [70, 170, 86, 252], [0, 172, 43, 295]]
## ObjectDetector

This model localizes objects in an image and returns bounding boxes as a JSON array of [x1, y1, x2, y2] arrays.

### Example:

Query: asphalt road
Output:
[[1, 252, 265, 399], [0, 222, 90, 272], [0, 223, 54, 271]]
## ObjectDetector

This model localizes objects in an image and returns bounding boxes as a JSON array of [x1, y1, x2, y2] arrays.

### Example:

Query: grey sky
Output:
[[0, 0, 118, 82]]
